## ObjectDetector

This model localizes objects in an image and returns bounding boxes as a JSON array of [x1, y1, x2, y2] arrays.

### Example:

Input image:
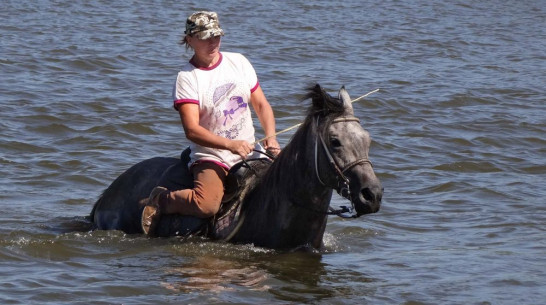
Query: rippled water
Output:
[[1, 0, 545, 304]]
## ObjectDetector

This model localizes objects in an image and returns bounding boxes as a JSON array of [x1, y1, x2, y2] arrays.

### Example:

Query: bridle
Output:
[[314, 116, 373, 218]]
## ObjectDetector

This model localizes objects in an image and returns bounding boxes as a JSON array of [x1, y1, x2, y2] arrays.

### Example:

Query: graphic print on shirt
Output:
[[223, 96, 248, 126], [211, 83, 249, 140], [212, 83, 235, 106]]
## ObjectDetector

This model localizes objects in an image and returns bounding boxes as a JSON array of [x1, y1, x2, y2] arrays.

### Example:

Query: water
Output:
[[1, 0, 545, 304]]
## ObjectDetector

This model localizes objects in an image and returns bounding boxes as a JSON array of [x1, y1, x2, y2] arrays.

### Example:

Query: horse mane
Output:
[[272, 84, 346, 168], [301, 84, 347, 142], [274, 84, 344, 165], [303, 84, 346, 119], [244, 85, 345, 211]]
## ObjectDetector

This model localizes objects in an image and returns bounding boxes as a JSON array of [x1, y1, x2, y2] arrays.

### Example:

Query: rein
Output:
[[314, 116, 373, 218]]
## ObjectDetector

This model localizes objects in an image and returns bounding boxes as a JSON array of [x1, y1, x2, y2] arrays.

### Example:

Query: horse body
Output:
[[91, 85, 383, 250]]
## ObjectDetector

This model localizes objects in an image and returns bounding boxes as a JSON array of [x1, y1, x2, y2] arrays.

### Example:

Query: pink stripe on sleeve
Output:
[[250, 81, 260, 93], [173, 99, 199, 110]]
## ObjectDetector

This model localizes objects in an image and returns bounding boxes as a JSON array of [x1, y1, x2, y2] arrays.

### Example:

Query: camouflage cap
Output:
[[185, 11, 225, 40]]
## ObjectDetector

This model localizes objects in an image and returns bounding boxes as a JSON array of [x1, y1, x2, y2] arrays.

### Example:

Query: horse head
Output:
[[308, 84, 383, 216]]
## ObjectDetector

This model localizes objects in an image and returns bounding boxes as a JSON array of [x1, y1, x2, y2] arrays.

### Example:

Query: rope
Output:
[[254, 88, 379, 144]]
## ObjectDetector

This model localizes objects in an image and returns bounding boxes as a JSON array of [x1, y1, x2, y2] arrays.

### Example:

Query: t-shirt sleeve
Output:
[[172, 72, 199, 110], [239, 54, 259, 93]]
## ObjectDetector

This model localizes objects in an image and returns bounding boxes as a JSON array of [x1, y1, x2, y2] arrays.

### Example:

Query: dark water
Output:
[[2, 0, 545, 304]]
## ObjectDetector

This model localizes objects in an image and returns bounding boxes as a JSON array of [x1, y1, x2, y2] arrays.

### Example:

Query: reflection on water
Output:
[[161, 245, 364, 303], [163, 256, 270, 292]]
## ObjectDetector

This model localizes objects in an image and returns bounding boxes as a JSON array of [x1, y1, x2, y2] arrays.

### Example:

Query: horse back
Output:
[[91, 157, 180, 233]]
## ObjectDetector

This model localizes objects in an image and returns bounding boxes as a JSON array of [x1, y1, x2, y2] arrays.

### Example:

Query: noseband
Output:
[[314, 116, 373, 217]]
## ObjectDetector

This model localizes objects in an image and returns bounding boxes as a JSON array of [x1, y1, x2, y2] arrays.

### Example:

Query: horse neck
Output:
[[235, 121, 333, 249], [268, 119, 331, 201]]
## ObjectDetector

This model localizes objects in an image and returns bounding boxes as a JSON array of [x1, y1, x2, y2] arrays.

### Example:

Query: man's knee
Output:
[[197, 203, 220, 218], [191, 183, 223, 217], [193, 196, 222, 217]]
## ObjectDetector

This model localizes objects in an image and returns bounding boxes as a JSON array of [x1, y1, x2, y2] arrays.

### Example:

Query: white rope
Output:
[[255, 88, 379, 144], [351, 88, 380, 103]]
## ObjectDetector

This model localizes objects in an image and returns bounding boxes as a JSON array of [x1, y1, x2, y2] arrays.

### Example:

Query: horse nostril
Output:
[[361, 187, 374, 202], [361, 187, 383, 203]]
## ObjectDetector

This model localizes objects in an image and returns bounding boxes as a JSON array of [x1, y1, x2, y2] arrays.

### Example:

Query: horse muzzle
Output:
[[354, 184, 383, 216]]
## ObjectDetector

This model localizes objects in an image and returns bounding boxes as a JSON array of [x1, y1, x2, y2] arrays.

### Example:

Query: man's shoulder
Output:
[[222, 52, 247, 62], [178, 60, 196, 73]]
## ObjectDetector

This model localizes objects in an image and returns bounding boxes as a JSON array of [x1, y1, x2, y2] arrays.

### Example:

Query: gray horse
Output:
[[90, 84, 383, 250]]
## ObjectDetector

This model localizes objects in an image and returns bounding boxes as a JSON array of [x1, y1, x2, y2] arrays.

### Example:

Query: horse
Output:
[[90, 84, 383, 250]]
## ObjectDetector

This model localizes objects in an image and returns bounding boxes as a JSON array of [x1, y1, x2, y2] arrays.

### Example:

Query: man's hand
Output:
[[263, 138, 281, 156], [227, 140, 254, 159]]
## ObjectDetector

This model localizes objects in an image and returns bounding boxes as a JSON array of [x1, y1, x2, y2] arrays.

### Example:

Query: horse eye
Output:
[[330, 138, 342, 147]]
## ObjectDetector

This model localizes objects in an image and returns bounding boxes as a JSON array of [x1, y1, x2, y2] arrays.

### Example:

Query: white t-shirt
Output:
[[172, 52, 260, 169]]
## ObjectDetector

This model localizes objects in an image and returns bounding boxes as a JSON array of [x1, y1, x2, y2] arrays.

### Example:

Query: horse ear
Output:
[[338, 86, 354, 115]]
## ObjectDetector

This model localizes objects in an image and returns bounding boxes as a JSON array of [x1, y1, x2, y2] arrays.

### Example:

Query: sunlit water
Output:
[[1, 0, 545, 304]]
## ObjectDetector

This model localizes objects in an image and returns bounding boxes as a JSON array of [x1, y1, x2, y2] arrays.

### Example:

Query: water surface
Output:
[[1, 0, 545, 304]]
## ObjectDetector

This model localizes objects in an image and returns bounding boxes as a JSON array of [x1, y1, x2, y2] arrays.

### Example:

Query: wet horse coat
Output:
[[91, 85, 383, 249]]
